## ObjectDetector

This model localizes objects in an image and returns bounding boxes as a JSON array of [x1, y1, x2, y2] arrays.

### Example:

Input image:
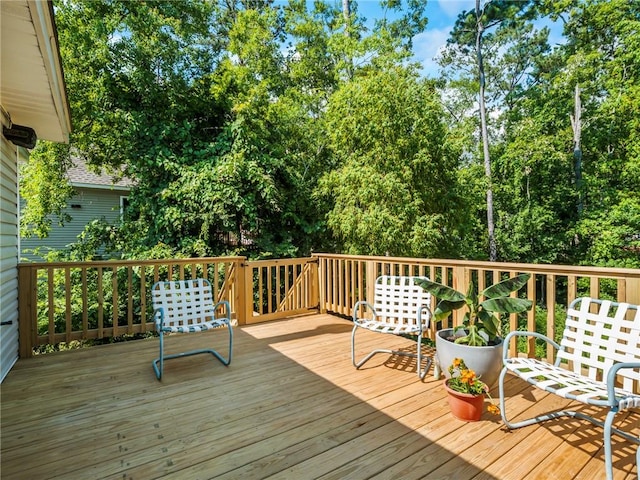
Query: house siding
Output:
[[20, 187, 127, 261], [0, 136, 22, 382]]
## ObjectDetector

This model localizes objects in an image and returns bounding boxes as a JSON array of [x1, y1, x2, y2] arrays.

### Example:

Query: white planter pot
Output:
[[434, 328, 504, 390]]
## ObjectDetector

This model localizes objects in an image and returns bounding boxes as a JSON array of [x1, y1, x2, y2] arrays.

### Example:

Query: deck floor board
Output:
[[1, 313, 637, 479]]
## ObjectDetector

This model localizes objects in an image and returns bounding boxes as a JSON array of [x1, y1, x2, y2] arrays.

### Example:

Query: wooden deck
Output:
[[1, 314, 638, 479]]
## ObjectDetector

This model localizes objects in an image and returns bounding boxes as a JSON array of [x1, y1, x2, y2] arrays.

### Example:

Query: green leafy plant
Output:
[[447, 358, 500, 415], [415, 273, 532, 346]]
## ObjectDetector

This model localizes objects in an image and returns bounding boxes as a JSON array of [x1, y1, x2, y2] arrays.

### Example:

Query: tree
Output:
[[556, 0, 640, 267], [318, 66, 460, 257], [441, 0, 541, 261], [19, 142, 74, 238], [34, 0, 432, 260]]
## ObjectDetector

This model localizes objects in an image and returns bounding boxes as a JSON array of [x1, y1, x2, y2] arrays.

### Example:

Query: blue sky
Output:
[[357, 0, 476, 76], [354, 1, 563, 77], [274, 1, 564, 77]]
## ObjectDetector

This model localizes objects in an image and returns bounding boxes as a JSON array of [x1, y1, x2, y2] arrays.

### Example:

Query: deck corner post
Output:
[[17, 265, 36, 358]]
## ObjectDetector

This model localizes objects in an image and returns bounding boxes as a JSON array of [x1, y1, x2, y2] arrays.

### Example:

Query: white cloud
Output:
[[436, 0, 475, 19], [412, 27, 450, 77]]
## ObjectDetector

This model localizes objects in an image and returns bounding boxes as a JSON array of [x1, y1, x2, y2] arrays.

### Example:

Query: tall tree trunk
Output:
[[342, 0, 353, 79], [476, 0, 497, 261], [342, 0, 350, 31], [570, 84, 583, 215]]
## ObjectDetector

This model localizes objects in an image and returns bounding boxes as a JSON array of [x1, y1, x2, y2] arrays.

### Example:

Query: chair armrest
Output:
[[606, 362, 640, 404], [417, 305, 432, 333], [502, 331, 563, 364], [154, 308, 164, 329], [214, 300, 232, 321], [352, 301, 376, 325]]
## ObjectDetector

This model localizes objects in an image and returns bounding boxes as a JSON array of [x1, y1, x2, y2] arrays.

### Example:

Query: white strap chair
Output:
[[499, 297, 640, 480], [151, 279, 233, 380], [352, 275, 432, 379]]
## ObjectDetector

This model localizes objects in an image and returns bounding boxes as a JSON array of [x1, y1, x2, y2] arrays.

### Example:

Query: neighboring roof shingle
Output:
[[67, 157, 134, 189]]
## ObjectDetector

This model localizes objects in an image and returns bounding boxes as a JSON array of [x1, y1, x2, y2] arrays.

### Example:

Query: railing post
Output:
[[314, 255, 326, 313], [625, 279, 640, 306], [234, 258, 250, 326], [452, 266, 468, 327], [309, 259, 319, 311], [366, 260, 376, 305], [17, 265, 36, 358]]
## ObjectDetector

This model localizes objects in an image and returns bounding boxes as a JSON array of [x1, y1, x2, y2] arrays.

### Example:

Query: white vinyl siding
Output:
[[20, 187, 126, 261], [0, 137, 21, 382]]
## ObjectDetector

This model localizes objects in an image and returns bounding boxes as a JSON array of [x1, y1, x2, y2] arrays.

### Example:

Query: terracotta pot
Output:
[[444, 380, 485, 422]]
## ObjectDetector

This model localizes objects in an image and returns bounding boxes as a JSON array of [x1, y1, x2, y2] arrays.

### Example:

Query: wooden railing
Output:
[[240, 257, 319, 324], [314, 254, 640, 362], [17, 256, 320, 357], [17, 257, 244, 357], [17, 253, 640, 360]]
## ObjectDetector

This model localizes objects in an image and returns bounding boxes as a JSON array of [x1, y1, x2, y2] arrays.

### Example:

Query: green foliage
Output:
[[20, 142, 74, 238], [42, 0, 433, 260], [574, 195, 640, 268], [494, 118, 577, 264], [18, 0, 638, 270], [436, 0, 640, 268], [416, 274, 532, 346], [515, 303, 567, 359], [318, 66, 461, 257]]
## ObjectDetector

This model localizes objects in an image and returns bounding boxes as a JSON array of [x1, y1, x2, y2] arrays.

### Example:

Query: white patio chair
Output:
[[351, 275, 432, 379], [151, 278, 233, 380], [499, 297, 640, 480]]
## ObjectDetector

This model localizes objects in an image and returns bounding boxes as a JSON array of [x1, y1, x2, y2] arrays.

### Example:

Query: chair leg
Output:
[[210, 322, 233, 366], [603, 409, 617, 480], [152, 330, 164, 380], [351, 325, 431, 379], [152, 323, 233, 380], [499, 367, 573, 430], [351, 325, 381, 368], [416, 332, 432, 380], [500, 369, 639, 480]]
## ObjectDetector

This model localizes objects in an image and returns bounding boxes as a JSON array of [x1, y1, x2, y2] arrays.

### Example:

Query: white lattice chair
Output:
[[499, 297, 640, 480], [151, 279, 233, 380], [351, 275, 432, 379]]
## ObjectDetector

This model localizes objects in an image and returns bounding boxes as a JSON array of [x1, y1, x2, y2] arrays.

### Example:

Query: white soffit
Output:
[[1, 0, 71, 142]]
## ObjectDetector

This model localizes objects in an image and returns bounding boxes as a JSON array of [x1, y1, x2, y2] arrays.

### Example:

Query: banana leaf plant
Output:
[[415, 273, 533, 346]]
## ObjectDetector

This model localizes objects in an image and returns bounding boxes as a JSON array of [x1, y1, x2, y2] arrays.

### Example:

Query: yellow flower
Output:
[[461, 370, 475, 384], [446, 358, 500, 416]]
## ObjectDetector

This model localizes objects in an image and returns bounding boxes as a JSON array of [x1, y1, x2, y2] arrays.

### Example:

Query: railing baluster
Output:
[[98, 267, 104, 338], [82, 267, 88, 339], [590, 277, 600, 300], [546, 274, 556, 364], [112, 266, 118, 337], [140, 266, 147, 332], [568, 275, 577, 305], [47, 267, 54, 345], [127, 266, 133, 333], [526, 274, 536, 358], [65, 267, 71, 344]]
